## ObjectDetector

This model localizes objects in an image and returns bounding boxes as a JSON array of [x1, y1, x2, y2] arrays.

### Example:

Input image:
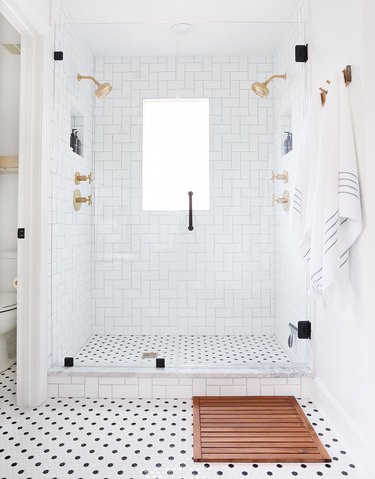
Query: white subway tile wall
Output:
[[92, 55, 276, 337], [47, 374, 312, 399], [48, 3, 95, 366]]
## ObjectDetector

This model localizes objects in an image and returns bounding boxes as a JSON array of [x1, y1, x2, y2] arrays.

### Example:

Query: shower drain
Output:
[[141, 352, 158, 359]]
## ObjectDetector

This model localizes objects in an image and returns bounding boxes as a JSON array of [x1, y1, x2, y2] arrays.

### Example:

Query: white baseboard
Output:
[[314, 378, 373, 477]]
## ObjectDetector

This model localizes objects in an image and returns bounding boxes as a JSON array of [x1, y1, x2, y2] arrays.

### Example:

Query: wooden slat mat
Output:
[[193, 396, 331, 463]]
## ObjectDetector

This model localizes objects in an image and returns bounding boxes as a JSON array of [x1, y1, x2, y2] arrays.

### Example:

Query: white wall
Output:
[[92, 55, 275, 336], [0, 14, 20, 156], [0, 14, 19, 293], [309, 0, 375, 474]]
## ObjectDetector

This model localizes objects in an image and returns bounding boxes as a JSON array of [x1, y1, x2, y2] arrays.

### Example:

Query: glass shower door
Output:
[[49, 19, 310, 371]]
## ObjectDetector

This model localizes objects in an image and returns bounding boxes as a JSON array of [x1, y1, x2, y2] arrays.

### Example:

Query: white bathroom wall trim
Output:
[[0, 0, 50, 34], [313, 377, 370, 473], [0, 0, 50, 406]]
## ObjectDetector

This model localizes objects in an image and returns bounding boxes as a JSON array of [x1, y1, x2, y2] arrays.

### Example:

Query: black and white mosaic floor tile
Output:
[[0, 366, 362, 479], [74, 334, 290, 367]]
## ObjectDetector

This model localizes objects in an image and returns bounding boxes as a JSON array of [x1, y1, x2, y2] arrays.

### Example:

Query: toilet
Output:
[[0, 256, 17, 372]]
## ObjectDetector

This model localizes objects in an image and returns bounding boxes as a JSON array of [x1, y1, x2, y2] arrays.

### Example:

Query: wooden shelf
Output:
[[0, 156, 18, 170]]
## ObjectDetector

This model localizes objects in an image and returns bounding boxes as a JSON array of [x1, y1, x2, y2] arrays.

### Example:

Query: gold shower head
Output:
[[251, 73, 287, 98], [77, 73, 112, 99]]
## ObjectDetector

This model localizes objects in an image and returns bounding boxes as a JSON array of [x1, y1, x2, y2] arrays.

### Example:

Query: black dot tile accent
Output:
[[72, 334, 291, 367], [0, 365, 361, 478]]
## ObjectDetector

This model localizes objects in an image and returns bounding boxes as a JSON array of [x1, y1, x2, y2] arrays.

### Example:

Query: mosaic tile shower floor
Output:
[[0, 365, 362, 479], [73, 335, 292, 368]]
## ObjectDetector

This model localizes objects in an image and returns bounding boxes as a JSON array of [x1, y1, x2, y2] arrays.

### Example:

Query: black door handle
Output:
[[188, 191, 194, 231]]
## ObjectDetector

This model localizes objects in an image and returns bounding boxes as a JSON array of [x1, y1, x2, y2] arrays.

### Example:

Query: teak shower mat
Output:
[[193, 396, 331, 463]]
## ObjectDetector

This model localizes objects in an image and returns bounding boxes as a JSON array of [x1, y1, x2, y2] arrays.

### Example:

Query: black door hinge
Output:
[[298, 321, 311, 339]]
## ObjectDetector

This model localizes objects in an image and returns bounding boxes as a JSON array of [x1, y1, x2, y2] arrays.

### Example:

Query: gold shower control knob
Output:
[[272, 170, 288, 183], [272, 190, 290, 211], [73, 190, 93, 211], [75, 171, 93, 184]]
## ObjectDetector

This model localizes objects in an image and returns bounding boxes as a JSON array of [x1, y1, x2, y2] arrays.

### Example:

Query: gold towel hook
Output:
[[319, 65, 352, 105], [343, 65, 352, 85], [320, 87, 328, 106]]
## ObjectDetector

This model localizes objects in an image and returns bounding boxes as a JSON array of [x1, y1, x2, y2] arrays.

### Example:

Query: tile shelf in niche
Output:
[[69, 148, 86, 161], [280, 149, 295, 162]]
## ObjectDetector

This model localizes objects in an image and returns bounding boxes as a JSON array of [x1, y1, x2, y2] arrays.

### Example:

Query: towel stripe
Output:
[[311, 267, 322, 279], [324, 217, 339, 235], [339, 178, 359, 187], [340, 256, 349, 269], [325, 210, 339, 225], [324, 237, 338, 256], [324, 227, 339, 247], [339, 191, 360, 199], [339, 171, 358, 179], [339, 184, 359, 193]]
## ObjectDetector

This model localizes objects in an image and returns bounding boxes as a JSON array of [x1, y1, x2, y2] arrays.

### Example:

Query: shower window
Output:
[[142, 98, 210, 210]]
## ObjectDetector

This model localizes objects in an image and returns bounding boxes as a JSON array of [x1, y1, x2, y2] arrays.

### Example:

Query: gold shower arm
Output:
[[77, 74, 100, 86], [77, 73, 112, 99], [264, 73, 287, 86]]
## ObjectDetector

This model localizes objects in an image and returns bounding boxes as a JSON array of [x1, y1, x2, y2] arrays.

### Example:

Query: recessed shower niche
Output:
[[49, 19, 311, 374], [70, 112, 84, 156]]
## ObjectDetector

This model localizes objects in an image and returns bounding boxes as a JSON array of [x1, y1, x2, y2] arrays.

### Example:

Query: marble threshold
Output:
[[48, 365, 313, 378]]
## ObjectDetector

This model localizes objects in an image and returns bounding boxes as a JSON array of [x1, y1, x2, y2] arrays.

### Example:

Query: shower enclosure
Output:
[[49, 16, 310, 372]]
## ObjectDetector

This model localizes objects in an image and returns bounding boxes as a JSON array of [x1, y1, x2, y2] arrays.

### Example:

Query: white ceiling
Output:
[[63, 0, 300, 24], [77, 22, 290, 56], [0, 14, 20, 44]]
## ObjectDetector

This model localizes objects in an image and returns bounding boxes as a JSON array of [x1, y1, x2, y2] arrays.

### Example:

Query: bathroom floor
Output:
[[73, 334, 292, 368], [0, 365, 362, 479]]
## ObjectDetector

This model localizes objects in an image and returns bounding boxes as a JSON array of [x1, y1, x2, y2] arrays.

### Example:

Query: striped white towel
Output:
[[290, 92, 323, 262], [309, 72, 362, 293]]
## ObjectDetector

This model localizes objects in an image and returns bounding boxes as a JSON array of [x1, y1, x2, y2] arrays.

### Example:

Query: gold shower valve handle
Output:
[[272, 190, 290, 211], [73, 190, 93, 210], [75, 171, 93, 184], [272, 170, 288, 183], [76, 194, 92, 205]]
